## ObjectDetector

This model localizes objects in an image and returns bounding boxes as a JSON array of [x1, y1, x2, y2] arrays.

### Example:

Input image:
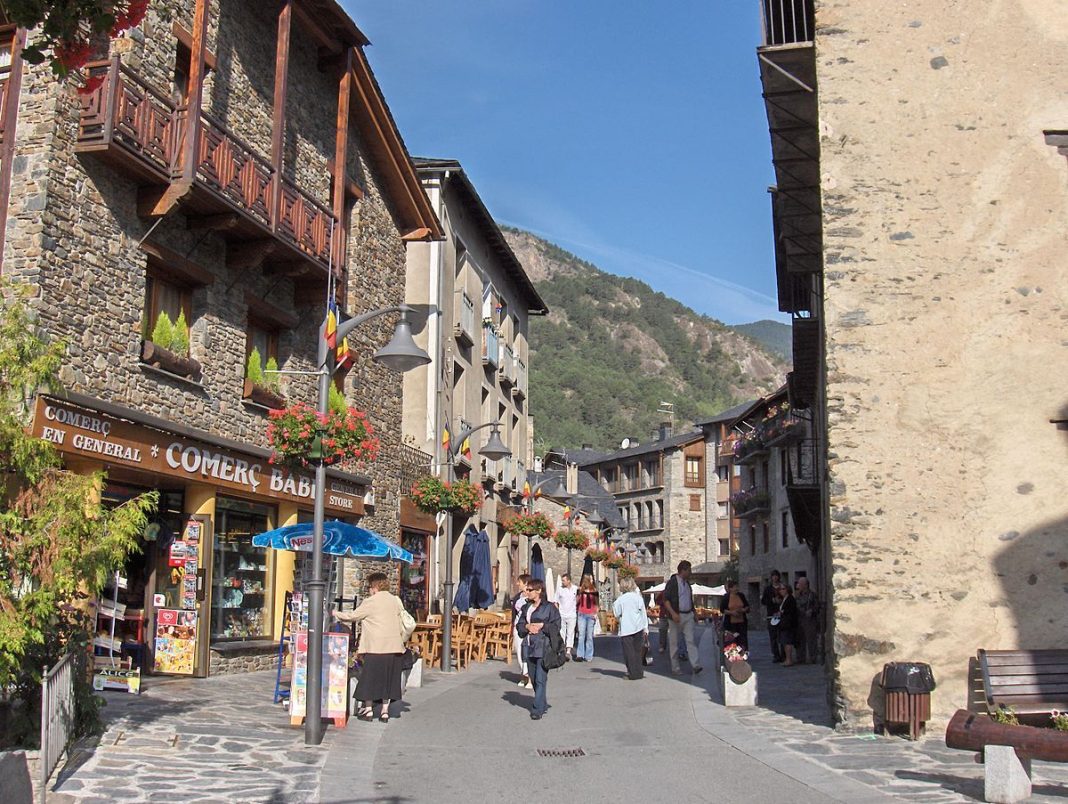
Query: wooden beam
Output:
[[246, 292, 300, 330], [332, 50, 353, 268], [171, 22, 217, 70], [138, 182, 192, 218], [226, 240, 276, 270], [180, 0, 210, 183], [186, 212, 240, 231], [271, 0, 292, 230], [141, 240, 215, 286], [292, 1, 341, 54], [402, 227, 432, 242]]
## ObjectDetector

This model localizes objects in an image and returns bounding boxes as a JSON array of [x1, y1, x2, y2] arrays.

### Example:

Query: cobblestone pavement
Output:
[[704, 631, 1068, 803], [50, 672, 325, 803]]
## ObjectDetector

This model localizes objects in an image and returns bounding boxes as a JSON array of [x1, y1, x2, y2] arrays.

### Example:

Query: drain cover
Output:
[[537, 747, 586, 758]]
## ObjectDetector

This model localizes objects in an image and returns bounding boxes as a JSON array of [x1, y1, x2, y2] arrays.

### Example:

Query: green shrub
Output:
[[328, 382, 348, 414], [171, 309, 190, 356], [992, 706, 1019, 726], [246, 347, 264, 385], [264, 356, 280, 391], [150, 310, 174, 350]]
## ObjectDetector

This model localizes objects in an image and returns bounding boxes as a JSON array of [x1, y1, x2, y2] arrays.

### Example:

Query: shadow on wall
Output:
[[991, 403, 1068, 649]]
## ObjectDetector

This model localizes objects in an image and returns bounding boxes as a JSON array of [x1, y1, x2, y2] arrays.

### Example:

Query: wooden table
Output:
[[412, 622, 442, 668]]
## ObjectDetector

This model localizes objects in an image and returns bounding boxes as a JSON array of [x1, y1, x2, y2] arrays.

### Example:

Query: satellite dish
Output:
[[620, 438, 632, 449]]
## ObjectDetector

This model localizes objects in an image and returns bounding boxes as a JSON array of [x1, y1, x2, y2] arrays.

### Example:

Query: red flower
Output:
[[77, 74, 105, 95]]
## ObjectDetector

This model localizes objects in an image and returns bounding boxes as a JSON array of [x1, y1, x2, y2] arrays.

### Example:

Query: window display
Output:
[[212, 496, 274, 640]]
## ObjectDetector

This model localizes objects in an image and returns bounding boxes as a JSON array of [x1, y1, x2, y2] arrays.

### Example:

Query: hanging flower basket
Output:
[[617, 563, 639, 580], [604, 555, 625, 570], [267, 402, 377, 468], [506, 511, 555, 539], [585, 548, 611, 563], [409, 476, 483, 516], [553, 529, 590, 552]]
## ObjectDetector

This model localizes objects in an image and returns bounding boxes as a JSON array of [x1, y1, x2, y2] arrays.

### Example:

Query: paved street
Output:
[[44, 627, 1068, 803]]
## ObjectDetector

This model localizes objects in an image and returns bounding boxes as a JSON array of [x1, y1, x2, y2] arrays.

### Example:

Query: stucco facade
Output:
[[759, 0, 1068, 726]]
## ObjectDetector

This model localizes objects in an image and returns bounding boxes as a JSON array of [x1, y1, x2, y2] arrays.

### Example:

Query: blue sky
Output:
[[345, 1, 784, 325]]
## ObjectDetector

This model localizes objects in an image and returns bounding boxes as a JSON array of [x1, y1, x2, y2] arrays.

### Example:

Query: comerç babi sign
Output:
[[32, 397, 366, 515]]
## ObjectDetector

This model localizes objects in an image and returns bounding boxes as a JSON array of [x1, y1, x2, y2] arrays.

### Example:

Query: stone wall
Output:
[[665, 449, 706, 570], [815, 0, 1068, 726]]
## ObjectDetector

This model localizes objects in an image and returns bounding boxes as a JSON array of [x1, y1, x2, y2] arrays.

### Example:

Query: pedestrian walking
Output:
[[612, 577, 650, 680], [776, 583, 799, 667], [510, 574, 532, 688], [660, 560, 703, 676], [574, 574, 599, 662], [720, 579, 750, 650], [795, 576, 819, 664], [332, 572, 409, 723], [553, 573, 578, 660], [516, 578, 561, 720], [761, 570, 783, 662]]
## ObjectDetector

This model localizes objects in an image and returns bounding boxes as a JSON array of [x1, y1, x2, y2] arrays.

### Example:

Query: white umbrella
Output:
[[545, 567, 556, 604], [646, 582, 725, 605]]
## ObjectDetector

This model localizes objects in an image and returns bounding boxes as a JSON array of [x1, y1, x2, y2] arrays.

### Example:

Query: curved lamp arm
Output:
[[448, 420, 507, 462], [316, 304, 421, 371]]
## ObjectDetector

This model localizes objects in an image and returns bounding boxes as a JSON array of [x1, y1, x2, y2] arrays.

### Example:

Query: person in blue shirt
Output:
[[612, 576, 650, 680]]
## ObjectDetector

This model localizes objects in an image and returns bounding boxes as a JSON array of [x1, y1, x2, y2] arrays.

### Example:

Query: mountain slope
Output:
[[503, 228, 787, 452], [731, 320, 792, 362]]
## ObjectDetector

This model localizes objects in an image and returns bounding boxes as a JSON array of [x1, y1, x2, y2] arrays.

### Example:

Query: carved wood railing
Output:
[[77, 56, 340, 275]]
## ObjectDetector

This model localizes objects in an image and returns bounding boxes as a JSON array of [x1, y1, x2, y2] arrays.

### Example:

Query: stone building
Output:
[[723, 387, 817, 627], [756, 0, 1068, 725], [401, 158, 547, 613], [1, 0, 440, 675]]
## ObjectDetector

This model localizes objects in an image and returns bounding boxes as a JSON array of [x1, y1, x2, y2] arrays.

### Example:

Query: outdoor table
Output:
[[413, 622, 441, 668]]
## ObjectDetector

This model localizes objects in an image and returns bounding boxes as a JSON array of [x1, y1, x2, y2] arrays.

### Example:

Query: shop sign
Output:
[[32, 398, 365, 515], [93, 667, 141, 694]]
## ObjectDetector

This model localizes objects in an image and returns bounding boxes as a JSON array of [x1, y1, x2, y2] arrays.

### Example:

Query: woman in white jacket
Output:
[[612, 576, 650, 680]]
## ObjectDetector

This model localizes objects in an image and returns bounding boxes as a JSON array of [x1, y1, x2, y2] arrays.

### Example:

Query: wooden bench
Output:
[[979, 649, 1068, 717]]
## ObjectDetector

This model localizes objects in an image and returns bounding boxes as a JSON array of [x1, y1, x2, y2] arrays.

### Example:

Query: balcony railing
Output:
[[499, 344, 516, 387], [77, 57, 340, 278], [513, 357, 527, 400], [760, 0, 814, 46], [454, 291, 475, 345], [399, 444, 433, 491], [481, 325, 500, 368]]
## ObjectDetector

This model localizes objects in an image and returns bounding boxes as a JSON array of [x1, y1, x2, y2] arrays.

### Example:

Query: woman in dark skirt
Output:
[[333, 572, 408, 722]]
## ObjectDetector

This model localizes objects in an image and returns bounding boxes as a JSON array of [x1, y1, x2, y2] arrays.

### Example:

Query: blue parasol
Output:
[[252, 520, 413, 563], [530, 543, 545, 582], [453, 527, 495, 611]]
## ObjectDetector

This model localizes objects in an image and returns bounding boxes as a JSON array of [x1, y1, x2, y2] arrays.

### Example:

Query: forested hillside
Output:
[[503, 229, 787, 451]]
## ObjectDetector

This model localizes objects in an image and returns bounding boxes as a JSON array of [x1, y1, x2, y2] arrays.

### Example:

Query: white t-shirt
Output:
[[555, 585, 578, 618]]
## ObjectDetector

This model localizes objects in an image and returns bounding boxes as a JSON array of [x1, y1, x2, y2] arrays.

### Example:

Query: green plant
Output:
[[150, 310, 174, 350], [617, 563, 639, 580], [264, 356, 280, 392], [328, 382, 348, 414], [506, 511, 554, 539], [992, 706, 1019, 726], [245, 347, 264, 385], [266, 402, 378, 468], [553, 529, 590, 552], [409, 476, 449, 514], [0, 283, 157, 748], [1051, 710, 1068, 732], [446, 479, 483, 515], [585, 548, 611, 563], [170, 309, 190, 356]]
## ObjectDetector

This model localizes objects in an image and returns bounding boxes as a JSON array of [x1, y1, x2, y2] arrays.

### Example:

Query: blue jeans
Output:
[[576, 613, 596, 660], [526, 658, 549, 715]]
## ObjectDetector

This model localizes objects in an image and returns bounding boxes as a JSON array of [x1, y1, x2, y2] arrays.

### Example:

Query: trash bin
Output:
[[881, 662, 936, 740]]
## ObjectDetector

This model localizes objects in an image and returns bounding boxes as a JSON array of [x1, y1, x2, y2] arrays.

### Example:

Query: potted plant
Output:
[[617, 563, 639, 580], [730, 488, 770, 516], [243, 348, 285, 409], [604, 555, 625, 570], [553, 529, 590, 552], [447, 478, 483, 516], [141, 309, 202, 380], [585, 548, 611, 563], [409, 476, 450, 514], [506, 511, 555, 539], [266, 401, 377, 468]]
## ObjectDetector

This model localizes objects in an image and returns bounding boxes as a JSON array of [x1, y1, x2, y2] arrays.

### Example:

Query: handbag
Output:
[[400, 605, 416, 641]]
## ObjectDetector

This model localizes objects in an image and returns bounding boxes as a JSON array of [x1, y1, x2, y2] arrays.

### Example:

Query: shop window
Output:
[[211, 496, 275, 641], [718, 538, 729, 557], [685, 456, 703, 487]]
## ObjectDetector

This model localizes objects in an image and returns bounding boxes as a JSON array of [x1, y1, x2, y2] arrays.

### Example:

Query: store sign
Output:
[[32, 397, 365, 515]]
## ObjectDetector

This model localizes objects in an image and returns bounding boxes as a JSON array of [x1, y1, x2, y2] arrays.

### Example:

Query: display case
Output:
[[211, 496, 274, 640]]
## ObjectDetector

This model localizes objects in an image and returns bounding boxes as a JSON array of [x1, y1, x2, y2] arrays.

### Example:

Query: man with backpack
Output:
[[516, 578, 563, 720]]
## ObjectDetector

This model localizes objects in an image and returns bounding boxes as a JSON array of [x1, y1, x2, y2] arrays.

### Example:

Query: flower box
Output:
[[267, 402, 377, 468], [242, 379, 285, 410], [140, 340, 202, 381]]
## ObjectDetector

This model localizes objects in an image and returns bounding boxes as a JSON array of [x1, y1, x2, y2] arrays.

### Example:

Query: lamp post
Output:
[[304, 304, 430, 747], [440, 420, 511, 673]]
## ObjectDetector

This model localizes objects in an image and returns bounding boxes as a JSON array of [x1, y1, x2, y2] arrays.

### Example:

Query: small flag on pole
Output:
[[336, 336, 353, 370], [325, 298, 338, 349], [441, 426, 451, 454], [522, 481, 531, 499], [563, 505, 571, 520], [461, 437, 471, 460]]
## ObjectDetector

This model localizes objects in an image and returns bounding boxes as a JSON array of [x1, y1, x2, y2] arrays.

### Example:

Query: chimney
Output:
[[658, 421, 673, 441]]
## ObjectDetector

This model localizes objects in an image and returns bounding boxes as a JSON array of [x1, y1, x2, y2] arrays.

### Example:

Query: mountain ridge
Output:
[[502, 228, 787, 452]]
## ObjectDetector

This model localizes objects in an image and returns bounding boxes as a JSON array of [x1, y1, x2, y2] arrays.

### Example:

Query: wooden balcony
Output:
[[76, 57, 341, 282]]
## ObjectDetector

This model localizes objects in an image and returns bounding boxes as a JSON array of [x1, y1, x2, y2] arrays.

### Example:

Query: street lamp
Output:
[[440, 420, 511, 673], [304, 304, 430, 746]]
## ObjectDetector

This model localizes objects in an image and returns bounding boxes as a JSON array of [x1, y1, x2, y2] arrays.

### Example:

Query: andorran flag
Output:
[[325, 298, 338, 349], [522, 480, 531, 499], [461, 437, 472, 460], [563, 505, 571, 520], [336, 336, 353, 370], [441, 425, 451, 454]]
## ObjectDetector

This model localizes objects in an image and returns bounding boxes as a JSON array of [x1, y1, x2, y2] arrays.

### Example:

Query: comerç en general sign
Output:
[[32, 397, 366, 515]]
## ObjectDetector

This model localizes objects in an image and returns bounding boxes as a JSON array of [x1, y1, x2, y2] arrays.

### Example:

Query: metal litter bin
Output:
[[881, 662, 936, 740]]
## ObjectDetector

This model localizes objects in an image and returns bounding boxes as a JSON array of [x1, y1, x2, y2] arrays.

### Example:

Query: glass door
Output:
[[212, 496, 274, 640]]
